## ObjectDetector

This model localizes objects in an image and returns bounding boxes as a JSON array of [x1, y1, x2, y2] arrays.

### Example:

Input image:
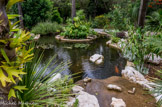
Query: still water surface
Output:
[[37, 36, 126, 81]]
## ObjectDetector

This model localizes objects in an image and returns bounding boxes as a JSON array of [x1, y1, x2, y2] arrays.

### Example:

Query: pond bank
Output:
[[76, 76, 156, 107]]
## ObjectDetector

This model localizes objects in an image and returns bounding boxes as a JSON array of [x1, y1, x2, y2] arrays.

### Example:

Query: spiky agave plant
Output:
[[16, 46, 74, 106]]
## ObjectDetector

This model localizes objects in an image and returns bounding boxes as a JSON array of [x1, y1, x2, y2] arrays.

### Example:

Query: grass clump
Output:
[[31, 21, 63, 35]]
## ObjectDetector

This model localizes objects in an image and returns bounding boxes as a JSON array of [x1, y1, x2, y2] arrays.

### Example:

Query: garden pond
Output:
[[36, 36, 126, 81]]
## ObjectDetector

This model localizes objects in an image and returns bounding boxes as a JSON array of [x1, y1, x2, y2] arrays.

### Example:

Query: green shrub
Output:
[[92, 15, 109, 28], [20, 0, 52, 29], [31, 22, 63, 35], [146, 9, 162, 30], [61, 10, 96, 39], [121, 27, 150, 74], [111, 36, 120, 43], [51, 8, 63, 24], [144, 31, 162, 57], [107, 0, 140, 30]]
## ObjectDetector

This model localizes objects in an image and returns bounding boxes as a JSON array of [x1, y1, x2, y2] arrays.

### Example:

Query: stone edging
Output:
[[106, 40, 122, 51], [122, 61, 162, 104], [55, 35, 97, 43]]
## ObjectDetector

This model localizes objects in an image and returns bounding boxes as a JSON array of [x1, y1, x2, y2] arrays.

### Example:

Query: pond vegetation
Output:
[[0, 0, 162, 106]]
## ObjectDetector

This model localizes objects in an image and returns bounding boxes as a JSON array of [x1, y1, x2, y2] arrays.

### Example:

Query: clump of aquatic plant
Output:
[[36, 44, 55, 49], [31, 21, 63, 35], [74, 43, 90, 49]]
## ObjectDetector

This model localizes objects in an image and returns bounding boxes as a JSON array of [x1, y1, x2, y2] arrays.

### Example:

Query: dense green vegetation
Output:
[[18, 0, 52, 28], [31, 22, 63, 35], [0, 0, 162, 106], [61, 10, 96, 39]]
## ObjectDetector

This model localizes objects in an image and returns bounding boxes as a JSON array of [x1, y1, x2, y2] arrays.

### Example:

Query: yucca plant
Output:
[[16, 47, 74, 106]]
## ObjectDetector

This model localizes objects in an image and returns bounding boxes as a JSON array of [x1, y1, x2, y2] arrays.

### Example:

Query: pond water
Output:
[[36, 36, 126, 81]]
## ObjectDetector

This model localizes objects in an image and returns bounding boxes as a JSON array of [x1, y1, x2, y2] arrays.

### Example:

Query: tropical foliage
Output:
[[91, 15, 109, 28], [145, 31, 162, 57], [61, 10, 96, 39], [51, 8, 63, 24], [0, 0, 34, 100], [12, 0, 53, 29], [17, 49, 74, 106], [0, 0, 162, 106], [107, 0, 140, 30], [146, 9, 162, 30], [121, 27, 150, 74]]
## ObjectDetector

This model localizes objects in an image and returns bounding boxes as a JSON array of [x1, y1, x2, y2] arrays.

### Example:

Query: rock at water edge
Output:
[[111, 97, 126, 107], [76, 91, 100, 107]]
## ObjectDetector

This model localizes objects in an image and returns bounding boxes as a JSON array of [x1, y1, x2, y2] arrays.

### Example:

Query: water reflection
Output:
[[36, 36, 126, 81]]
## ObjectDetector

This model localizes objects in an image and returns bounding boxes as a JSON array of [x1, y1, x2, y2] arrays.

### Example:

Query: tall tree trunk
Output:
[[71, 0, 76, 24], [138, 0, 149, 28], [0, 0, 10, 39], [18, 3, 24, 29]]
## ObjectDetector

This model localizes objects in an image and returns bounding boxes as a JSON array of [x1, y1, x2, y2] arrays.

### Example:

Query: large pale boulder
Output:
[[31, 33, 40, 40], [76, 76, 156, 107], [67, 86, 99, 107], [126, 61, 135, 67], [48, 73, 61, 83], [90, 54, 104, 65], [47, 73, 61, 92], [66, 97, 76, 107], [76, 91, 100, 107], [72, 85, 84, 93], [121, 66, 152, 89], [110, 97, 126, 107], [122, 66, 146, 81], [144, 54, 162, 65], [122, 66, 161, 103]]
